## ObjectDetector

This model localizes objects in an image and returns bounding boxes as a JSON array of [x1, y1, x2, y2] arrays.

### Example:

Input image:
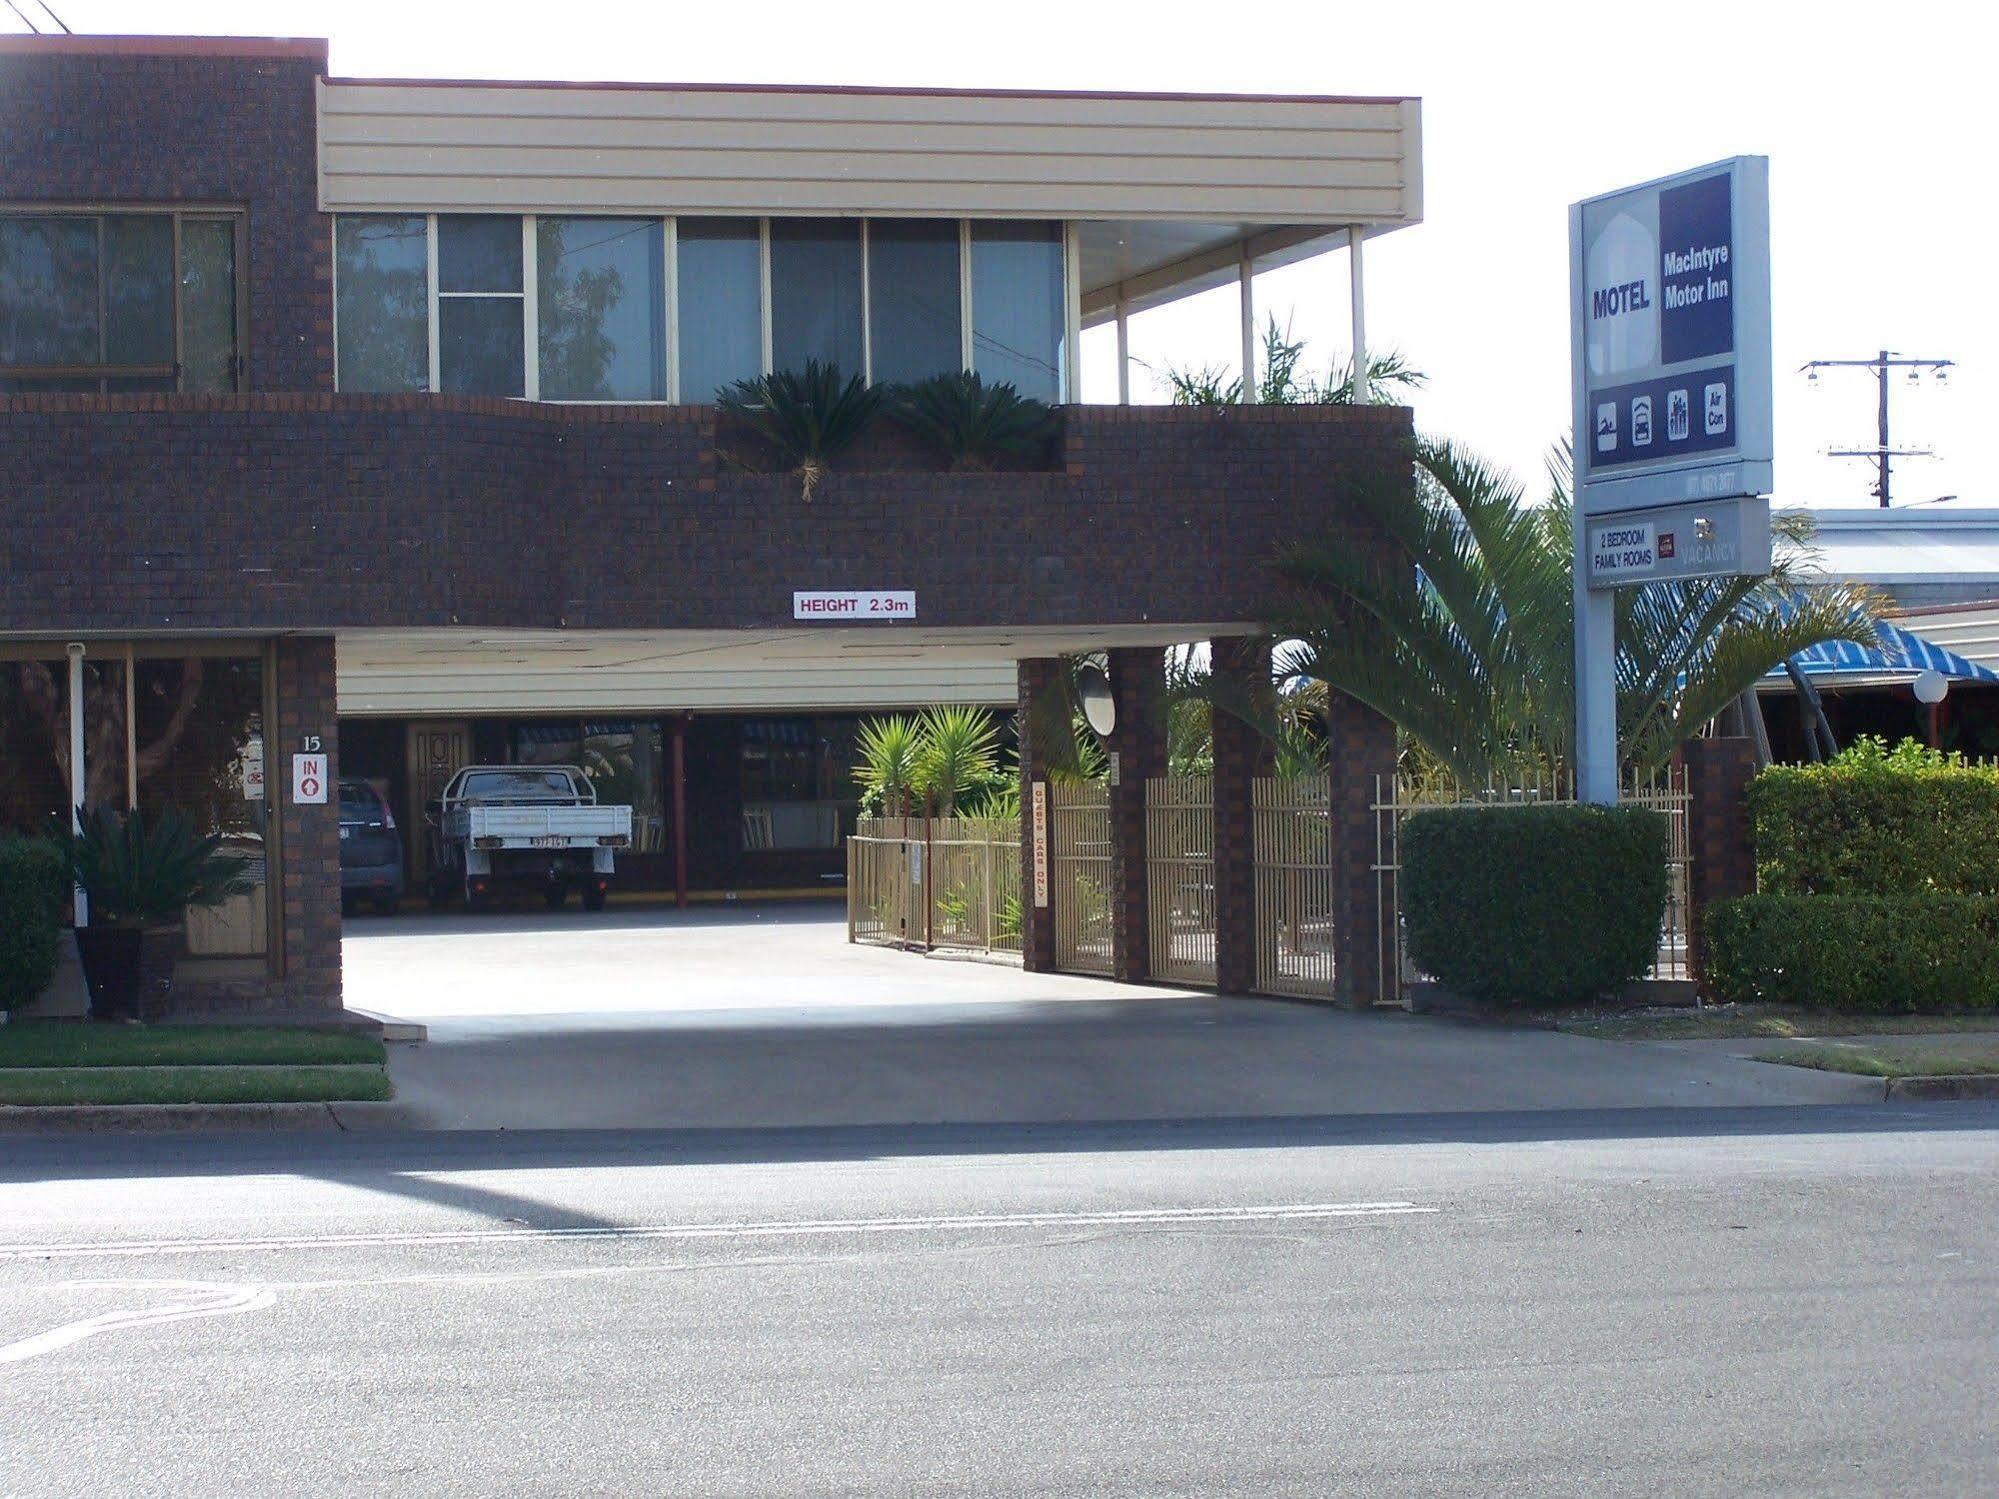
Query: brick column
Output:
[[275, 635, 343, 1012], [1016, 657, 1062, 974], [1105, 647, 1167, 983], [1210, 637, 1273, 995], [1682, 736, 1758, 993], [1323, 689, 1396, 1009]]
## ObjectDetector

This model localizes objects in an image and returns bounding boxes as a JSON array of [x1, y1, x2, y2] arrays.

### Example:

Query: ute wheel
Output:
[[581, 886, 607, 913], [427, 876, 451, 911], [466, 884, 491, 914], [372, 892, 400, 917], [543, 884, 568, 911]]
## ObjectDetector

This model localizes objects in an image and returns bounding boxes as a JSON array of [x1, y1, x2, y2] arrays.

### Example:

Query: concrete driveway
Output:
[[343, 903, 1876, 1129]]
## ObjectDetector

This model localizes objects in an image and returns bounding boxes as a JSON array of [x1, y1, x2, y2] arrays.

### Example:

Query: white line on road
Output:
[[0, 1280, 274, 1364], [0, 1201, 1436, 1262]]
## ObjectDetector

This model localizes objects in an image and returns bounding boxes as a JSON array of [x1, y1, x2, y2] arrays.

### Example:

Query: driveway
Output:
[[344, 903, 1876, 1129]]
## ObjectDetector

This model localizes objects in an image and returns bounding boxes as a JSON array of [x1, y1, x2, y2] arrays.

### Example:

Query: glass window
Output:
[[438, 216, 522, 294], [868, 219, 961, 386], [437, 216, 524, 397], [769, 218, 863, 376], [2, 212, 244, 391], [103, 216, 175, 367], [676, 219, 762, 403], [133, 655, 268, 957], [0, 216, 101, 366], [335, 215, 429, 394], [537, 217, 665, 401], [738, 717, 859, 852], [972, 221, 1066, 402], [178, 219, 238, 393], [439, 298, 524, 397], [581, 721, 665, 853]]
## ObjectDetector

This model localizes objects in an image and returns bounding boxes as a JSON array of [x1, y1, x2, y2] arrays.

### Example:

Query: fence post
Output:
[[1681, 736, 1757, 994], [983, 823, 995, 954]]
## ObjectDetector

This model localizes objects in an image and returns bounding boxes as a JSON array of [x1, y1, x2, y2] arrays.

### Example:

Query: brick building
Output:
[[0, 34, 1422, 1013]]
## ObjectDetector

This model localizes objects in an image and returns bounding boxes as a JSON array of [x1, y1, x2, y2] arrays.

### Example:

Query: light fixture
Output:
[[1936, 366, 1950, 386], [1909, 367, 1922, 384], [1806, 368, 1819, 387], [1912, 669, 1949, 706]]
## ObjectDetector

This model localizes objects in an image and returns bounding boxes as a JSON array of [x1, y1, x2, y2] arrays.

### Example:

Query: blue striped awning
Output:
[[1777, 619, 1999, 682]]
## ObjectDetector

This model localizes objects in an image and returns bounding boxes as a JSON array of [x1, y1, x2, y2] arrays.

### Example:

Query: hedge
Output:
[[0, 837, 67, 1012], [1401, 804, 1668, 1008], [1704, 892, 1999, 1013], [1750, 736, 1999, 896]]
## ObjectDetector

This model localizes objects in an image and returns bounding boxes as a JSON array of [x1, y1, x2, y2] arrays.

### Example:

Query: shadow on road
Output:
[[7, 1103, 1997, 1189]]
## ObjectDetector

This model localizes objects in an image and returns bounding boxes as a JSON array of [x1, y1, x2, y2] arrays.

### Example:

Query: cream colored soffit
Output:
[[316, 80, 1422, 228]]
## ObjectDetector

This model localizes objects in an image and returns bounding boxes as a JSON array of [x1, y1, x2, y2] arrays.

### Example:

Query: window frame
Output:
[[0, 203, 249, 392]]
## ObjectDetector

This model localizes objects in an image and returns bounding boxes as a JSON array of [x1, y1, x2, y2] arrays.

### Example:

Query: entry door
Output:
[[405, 721, 470, 886]]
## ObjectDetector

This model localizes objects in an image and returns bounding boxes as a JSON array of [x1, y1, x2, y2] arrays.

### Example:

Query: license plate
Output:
[[530, 835, 567, 849], [339, 826, 353, 840]]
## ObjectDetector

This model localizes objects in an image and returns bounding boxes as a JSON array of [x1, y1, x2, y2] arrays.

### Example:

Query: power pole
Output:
[[1801, 350, 1953, 507]]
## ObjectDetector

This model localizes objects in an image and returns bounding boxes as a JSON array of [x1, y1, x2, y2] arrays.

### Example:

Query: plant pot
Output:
[[73, 922, 182, 1022]]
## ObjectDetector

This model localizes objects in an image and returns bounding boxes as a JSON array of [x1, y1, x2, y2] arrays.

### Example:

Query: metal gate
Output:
[[1146, 775, 1215, 985], [1252, 775, 1339, 1000], [1050, 781, 1113, 975]]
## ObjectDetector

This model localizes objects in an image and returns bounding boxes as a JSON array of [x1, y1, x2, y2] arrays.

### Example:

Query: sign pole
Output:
[[1573, 546, 1619, 805]]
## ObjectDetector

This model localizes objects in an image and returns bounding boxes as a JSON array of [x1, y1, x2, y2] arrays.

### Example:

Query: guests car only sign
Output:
[[1570, 156, 1772, 520]]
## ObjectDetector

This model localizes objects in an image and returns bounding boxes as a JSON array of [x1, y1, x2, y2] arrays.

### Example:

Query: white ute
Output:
[[427, 765, 632, 911]]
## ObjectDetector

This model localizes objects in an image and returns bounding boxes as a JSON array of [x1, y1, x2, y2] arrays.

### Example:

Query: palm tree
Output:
[[1277, 438, 1885, 781], [914, 705, 1000, 817], [854, 714, 925, 818], [1155, 315, 1425, 407]]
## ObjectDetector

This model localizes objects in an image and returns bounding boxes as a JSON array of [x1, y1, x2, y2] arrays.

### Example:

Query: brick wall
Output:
[[1105, 647, 1167, 983], [1210, 637, 1275, 995], [273, 635, 342, 1010], [1683, 736, 1758, 993], [0, 41, 332, 392], [0, 399, 1409, 635]]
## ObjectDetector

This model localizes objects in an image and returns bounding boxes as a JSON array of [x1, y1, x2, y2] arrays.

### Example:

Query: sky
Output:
[[9, 0, 1994, 507]]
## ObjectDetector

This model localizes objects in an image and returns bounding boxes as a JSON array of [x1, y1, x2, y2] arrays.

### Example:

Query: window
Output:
[[0, 211, 244, 392], [769, 219, 863, 376], [537, 218, 666, 401], [676, 219, 762, 403], [335, 215, 428, 393], [438, 216, 524, 398], [739, 717, 859, 852], [972, 221, 1066, 402], [868, 219, 962, 386]]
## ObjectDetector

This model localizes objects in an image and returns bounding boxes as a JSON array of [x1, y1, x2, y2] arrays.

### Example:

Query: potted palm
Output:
[[718, 361, 883, 501], [63, 805, 250, 1021]]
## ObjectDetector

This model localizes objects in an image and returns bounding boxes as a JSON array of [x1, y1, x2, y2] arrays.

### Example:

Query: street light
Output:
[[1913, 669, 1949, 749]]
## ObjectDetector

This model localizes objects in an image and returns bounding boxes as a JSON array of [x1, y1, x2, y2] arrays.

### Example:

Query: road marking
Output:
[[0, 1201, 1436, 1262], [0, 1280, 274, 1365]]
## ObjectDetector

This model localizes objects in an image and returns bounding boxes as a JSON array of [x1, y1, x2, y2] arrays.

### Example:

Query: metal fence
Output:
[[1371, 763, 1692, 1005], [847, 816, 1022, 956], [1252, 774, 1340, 1001], [1145, 775, 1216, 986], [1050, 781, 1113, 975]]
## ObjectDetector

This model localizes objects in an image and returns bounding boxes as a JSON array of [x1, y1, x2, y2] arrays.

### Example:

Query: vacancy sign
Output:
[[292, 752, 328, 805], [793, 590, 916, 620]]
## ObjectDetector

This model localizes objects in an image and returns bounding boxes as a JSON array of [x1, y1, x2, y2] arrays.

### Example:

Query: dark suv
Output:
[[338, 778, 405, 915]]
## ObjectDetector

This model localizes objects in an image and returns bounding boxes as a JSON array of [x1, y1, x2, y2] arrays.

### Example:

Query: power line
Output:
[[34, 1, 71, 33], [1800, 349, 1954, 507], [3, 0, 44, 34]]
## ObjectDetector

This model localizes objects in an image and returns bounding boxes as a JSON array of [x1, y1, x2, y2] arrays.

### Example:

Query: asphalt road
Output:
[[3, 1106, 1995, 1496]]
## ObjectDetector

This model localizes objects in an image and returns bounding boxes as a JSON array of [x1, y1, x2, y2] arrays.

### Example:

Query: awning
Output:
[[1771, 619, 1999, 684]]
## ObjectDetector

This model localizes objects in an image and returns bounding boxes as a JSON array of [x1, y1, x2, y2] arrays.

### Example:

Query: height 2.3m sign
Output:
[[1571, 156, 1772, 519]]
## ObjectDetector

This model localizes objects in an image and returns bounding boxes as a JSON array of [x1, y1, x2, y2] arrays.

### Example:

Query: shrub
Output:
[[1750, 736, 1999, 896], [1705, 892, 1999, 1012], [0, 836, 66, 1011], [1401, 804, 1668, 1007], [717, 361, 883, 501], [889, 371, 1054, 470], [61, 804, 250, 925]]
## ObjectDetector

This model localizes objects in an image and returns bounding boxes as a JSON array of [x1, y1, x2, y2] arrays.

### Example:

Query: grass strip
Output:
[[1753, 1042, 1999, 1079], [0, 1065, 393, 1107], [0, 1021, 385, 1070], [1559, 1005, 1999, 1042]]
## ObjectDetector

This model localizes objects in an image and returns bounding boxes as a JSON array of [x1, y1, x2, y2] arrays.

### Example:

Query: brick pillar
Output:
[[1016, 657, 1062, 974], [1323, 689, 1396, 1009], [1211, 637, 1273, 995], [275, 635, 343, 1012], [1683, 735, 1758, 992], [1105, 647, 1167, 983]]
